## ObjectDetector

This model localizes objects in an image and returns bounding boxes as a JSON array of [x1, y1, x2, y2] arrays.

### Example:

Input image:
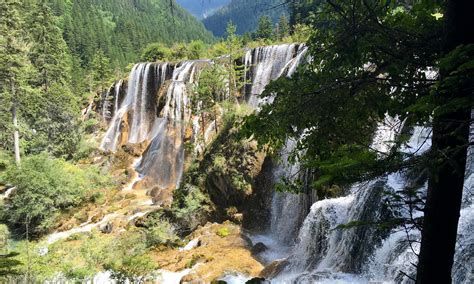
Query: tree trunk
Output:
[[201, 113, 206, 149], [416, 1, 474, 283], [11, 80, 21, 167], [25, 218, 31, 283]]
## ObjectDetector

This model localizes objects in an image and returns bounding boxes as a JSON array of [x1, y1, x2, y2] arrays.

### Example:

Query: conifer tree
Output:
[[255, 15, 274, 40], [29, 0, 72, 91], [23, 0, 81, 158], [90, 49, 113, 93], [277, 15, 290, 40], [0, 0, 33, 166], [225, 21, 243, 98]]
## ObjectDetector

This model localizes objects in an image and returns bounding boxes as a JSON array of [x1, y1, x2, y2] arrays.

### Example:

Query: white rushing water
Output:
[[264, 120, 473, 283], [243, 44, 312, 255], [47, 213, 119, 244], [100, 63, 172, 152], [244, 43, 308, 107], [100, 60, 208, 191]]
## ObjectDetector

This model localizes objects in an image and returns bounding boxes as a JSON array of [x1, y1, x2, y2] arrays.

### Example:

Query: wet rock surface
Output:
[[251, 242, 268, 255], [259, 259, 289, 279], [151, 223, 264, 282]]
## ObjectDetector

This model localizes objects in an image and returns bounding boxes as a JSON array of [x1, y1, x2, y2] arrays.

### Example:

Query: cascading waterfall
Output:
[[244, 43, 308, 107], [243, 44, 314, 265], [94, 43, 473, 282], [242, 44, 311, 249], [99, 44, 308, 192], [135, 61, 201, 190], [100, 62, 173, 152], [269, 139, 316, 246], [266, 120, 474, 283], [99, 59, 211, 197]]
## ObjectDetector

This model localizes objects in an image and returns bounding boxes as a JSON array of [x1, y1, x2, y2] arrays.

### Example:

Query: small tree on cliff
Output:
[[193, 64, 228, 150], [224, 21, 243, 99]]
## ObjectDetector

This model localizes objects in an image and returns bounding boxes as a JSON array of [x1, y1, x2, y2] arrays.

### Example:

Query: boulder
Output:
[[251, 242, 268, 255], [259, 259, 289, 279], [99, 222, 113, 234], [230, 213, 243, 224], [180, 271, 206, 284], [245, 278, 270, 284], [149, 186, 173, 207]]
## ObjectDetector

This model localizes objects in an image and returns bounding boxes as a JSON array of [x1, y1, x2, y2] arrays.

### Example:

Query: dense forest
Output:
[[50, 0, 214, 68], [203, 0, 288, 37], [0, 0, 473, 283]]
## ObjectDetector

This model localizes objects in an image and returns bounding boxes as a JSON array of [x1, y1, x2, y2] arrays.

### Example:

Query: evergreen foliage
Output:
[[255, 15, 274, 40], [51, 0, 214, 69], [90, 49, 113, 92], [203, 0, 288, 37], [277, 15, 290, 40]]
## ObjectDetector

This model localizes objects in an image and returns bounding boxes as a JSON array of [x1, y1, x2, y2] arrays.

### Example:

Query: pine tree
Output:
[[90, 49, 113, 92], [193, 64, 228, 147], [29, 0, 72, 91], [255, 15, 274, 40], [0, 0, 33, 166], [22, 0, 81, 158], [277, 15, 290, 40], [416, 1, 474, 282], [225, 21, 243, 98]]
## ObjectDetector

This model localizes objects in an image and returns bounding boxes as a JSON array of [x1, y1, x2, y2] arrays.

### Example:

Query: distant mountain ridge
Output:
[[176, 0, 231, 19], [202, 0, 288, 37]]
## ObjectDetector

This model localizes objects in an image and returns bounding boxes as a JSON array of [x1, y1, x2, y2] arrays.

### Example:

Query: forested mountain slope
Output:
[[48, 0, 214, 68], [203, 0, 288, 37], [176, 0, 230, 19]]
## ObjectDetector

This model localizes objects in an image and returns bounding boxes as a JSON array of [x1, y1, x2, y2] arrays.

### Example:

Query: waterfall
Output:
[[135, 61, 199, 190], [269, 139, 315, 246], [100, 62, 173, 152], [244, 44, 308, 107], [99, 59, 211, 194], [242, 44, 311, 248], [244, 45, 313, 263], [99, 79, 124, 124], [268, 126, 430, 282], [266, 120, 474, 283], [92, 43, 473, 282], [99, 44, 309, 192], [365, 120, 473, 283]]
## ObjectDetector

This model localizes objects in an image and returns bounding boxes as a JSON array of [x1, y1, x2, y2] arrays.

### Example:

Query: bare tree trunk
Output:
[[416, 0, 474, 282], [201, 113, 206, 150], [11, 80, 21, 167], [25, 218, 31, 283]]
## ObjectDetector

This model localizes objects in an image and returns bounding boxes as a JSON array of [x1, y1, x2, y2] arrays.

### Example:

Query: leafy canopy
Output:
[[0, 154, 110, 236], [243, 1, 455, 190]]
